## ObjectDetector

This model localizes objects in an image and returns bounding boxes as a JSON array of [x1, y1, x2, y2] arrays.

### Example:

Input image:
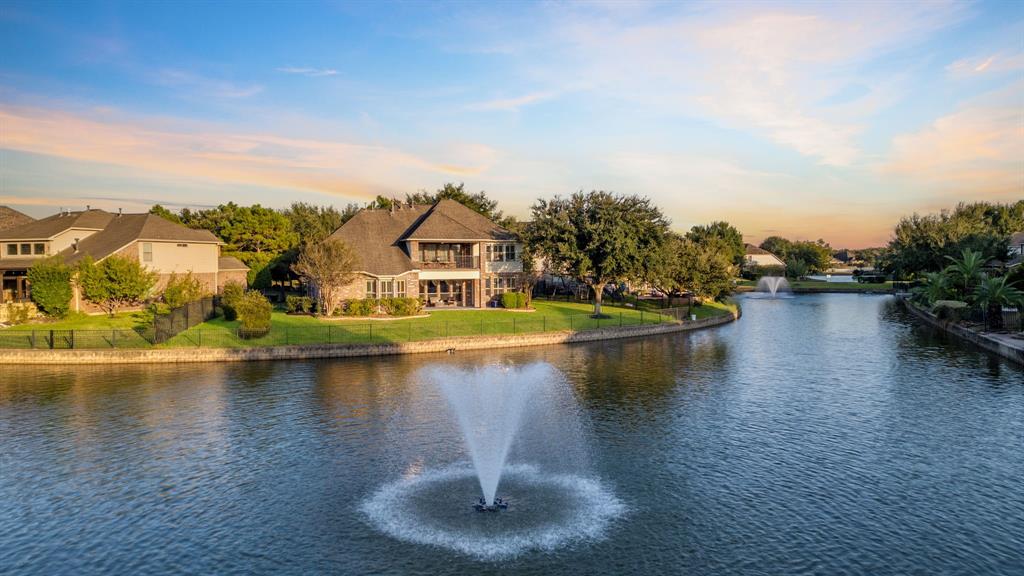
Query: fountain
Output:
[[755, 276, 791, 297], [359, 362, 627, 560]]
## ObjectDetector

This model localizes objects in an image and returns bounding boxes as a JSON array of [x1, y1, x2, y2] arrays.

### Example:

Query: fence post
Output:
[[445, 321, 449, 338], [31, 330, 36, 349], [50, 329, 55, 349], [112, 329, 116, 349], [70, 330, 75, 350], [513, 318, 516, 334], [619, 312, 623, 327], [369, 323, 373, 342], [198, 329, 202, 348], [640, 310, 644, 324], [285, 327, 289, 346], [543, 316, 547, 332], [570, 315, 574, 331], [408, 323, 412, 342]]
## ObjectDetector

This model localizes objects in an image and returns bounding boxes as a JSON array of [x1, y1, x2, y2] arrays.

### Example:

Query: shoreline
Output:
[[0, 308, 740, 365], [898, 297, 1024, 366]]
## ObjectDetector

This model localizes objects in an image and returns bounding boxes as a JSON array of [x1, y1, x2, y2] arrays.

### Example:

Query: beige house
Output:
[[327, 199, 523, 308], [743, 243, 785, 270], [0, 208, 247, 308]]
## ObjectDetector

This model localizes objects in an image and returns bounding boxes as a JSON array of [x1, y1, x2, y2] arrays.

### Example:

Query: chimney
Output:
[[73, 239, 79, 253], [118, 208, 123, 217], [86, 205, 90, 211]]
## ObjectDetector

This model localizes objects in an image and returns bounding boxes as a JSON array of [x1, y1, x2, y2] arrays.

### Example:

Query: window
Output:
[[420, 243, 451, 263], [20, 244, 30, 255], [142, 243, 153, 263], [505, 244, 516, 261], [6, 244, 16, 256], [396, 280, 406, 297], [366, 279, 377, 298], [33, 243, 45, 255], [380, 279, 395, 298]]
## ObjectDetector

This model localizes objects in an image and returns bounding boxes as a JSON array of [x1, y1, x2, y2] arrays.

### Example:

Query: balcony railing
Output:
[[419, 255, 479, 269]]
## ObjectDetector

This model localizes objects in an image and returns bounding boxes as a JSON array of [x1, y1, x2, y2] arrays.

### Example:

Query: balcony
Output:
[[419, 255, 479, 270]]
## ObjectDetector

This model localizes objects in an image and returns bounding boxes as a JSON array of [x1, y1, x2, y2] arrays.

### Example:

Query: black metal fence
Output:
[[153, 296, 218, 344], [966, 307, 1024, 332], [0, 306, 704, 350]]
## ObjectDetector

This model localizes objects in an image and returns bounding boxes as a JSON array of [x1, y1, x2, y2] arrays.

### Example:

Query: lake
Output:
[[1, 294, 1022, 575]]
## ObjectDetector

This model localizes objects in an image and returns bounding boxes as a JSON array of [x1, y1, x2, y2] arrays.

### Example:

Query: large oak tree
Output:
[[527, 191, 669, 316]]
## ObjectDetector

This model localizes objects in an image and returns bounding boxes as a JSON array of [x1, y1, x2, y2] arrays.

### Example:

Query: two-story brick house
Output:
[[327, 199, 523, 307], [0, 207, 248, 308]]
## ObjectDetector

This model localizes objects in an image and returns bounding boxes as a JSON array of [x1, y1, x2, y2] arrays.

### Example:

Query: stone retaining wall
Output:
[[0, 309, 739, 365], [900, 298, 1024, 366]]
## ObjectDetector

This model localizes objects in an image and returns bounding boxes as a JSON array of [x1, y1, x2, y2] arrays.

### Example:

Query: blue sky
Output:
[[1, 0, 1021, 247]]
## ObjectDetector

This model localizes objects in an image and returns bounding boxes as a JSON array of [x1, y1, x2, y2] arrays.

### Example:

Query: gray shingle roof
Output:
[[218, 256, 249, 271], [0, 206, 35, 232], [58, 213, 220, 265], [0, 209, 113, 240], [1011, 231, 1024, 248], [745, 243, 772, 255], [327, 199, 514, 276]]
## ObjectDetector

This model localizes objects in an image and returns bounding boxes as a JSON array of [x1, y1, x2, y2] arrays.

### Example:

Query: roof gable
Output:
[[0, 209, 114, 240], [403, 199, 513, 241], [58, 214, 219, 264], [0, 206, 35, 232]]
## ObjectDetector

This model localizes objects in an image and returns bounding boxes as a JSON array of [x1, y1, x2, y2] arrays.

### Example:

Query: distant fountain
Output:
[[435, 365, 540, 506], [756, 276, 791, 297]]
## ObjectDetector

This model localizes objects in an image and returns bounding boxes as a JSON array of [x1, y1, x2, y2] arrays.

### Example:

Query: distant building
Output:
[[0, 208, 247, 308], [326, 199, 522, 307], [1008, 231, 1024, 268], [743, 243, 785, 269]]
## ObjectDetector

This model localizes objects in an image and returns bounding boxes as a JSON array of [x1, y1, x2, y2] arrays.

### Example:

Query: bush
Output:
[[235, 290, 272, 338], [500, 292, 529, 309], [27, 256, 73, 318], [285, 295, 313, 314], [163, 272, 206, 309], [381, 297, 423, 316], [344, 298, 377, 316], [933, 300, 968, 321], [221, 281, 245, 321], [76, 255, 158, 316], [4, 303, 32, 325]]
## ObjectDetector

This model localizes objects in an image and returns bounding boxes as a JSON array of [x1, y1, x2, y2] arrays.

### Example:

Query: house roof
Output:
[[402, 199, 514, 241], [218, 256, 249, 271], [327, 199, 514, 276], [57, 213, 220, 265], [1011, 231, 1024, 247], [0, 206, 35, 232], [0, 209, 114, 240], [744, 243, 772, 255]]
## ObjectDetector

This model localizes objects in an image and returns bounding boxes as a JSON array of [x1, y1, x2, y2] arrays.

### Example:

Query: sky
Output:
[[0, 1, 1021, 248]]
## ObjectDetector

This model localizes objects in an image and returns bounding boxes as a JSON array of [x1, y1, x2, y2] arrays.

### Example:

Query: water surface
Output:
[[1, 294, 1022, 575]]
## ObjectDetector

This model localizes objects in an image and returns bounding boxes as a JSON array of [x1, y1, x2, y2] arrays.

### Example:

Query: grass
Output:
[[1, 298, 737, 349]]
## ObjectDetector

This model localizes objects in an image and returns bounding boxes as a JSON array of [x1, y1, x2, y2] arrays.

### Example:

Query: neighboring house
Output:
[[1008, 231, 1024, 268], [0, 208, 248, 308], [0, 206, 35, 233], [743, 243, 785, 269], [326, 199, 522, 307]]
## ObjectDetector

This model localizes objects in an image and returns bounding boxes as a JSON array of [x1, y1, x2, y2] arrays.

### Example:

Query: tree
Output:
[[76, 255, 157, 316], [759, 236, 793, 260], [162, 272, 207, 309], [527, 191, 669, 316], [27, 256, 73, 317], [291, 239, 359, 316], [918, 271, 953, 306], [282, 202, 346, 244], [944, 248, 985, 301], [687, 221, 745, 266], [149, 204, 182, 224], [653, 233, 734, 302], [406, 182, 503, 221], [235, 290, 273, 338], [182, 203, 297, 253], [974, 276, 1024, 330]]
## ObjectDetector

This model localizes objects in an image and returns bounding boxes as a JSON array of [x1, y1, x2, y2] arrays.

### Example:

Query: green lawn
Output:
[[1, 298, 736, 349]]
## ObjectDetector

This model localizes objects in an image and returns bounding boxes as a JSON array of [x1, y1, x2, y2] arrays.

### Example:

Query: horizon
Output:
[[1, 1, 1022, 249]]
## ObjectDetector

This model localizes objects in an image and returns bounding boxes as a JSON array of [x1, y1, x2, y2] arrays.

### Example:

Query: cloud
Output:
[[153, 69, 264, 99], [468, 91, 558, 111], [276, 66, 339, 77], [882, 82, 1024, 198], [0, 104, 496, 200], [947, 52, 1024, 79]]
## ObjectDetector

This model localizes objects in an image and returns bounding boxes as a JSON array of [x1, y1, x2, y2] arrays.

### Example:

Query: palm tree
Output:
[[919, 271, 952, 306], [944, 248, 985, 300], [973, 275, 1024, 330]]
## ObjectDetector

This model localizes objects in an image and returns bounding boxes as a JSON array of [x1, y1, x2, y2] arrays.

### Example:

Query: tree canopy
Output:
[[527, 191, 669, 316], [758, 236, 833, 275], [76, 255, 157, 316], [686, 221, 745, 266]]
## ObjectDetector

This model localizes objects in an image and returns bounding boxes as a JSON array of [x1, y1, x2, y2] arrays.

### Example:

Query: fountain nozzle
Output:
[[474, 497, 509, 512]]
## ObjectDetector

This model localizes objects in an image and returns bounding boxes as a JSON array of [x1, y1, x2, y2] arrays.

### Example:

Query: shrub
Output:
[[381, 297, 423, 316], [27, 256, 73, 318], [500, 292, 529, 309], [220, 281, 245, 321], [235, 290, 272, 338], [4, 303, 32, 325], [163, 272, 206, 309], [76, 255, 158, 316], [344, 298, 376, 316], [285, 295, 313, 314], [932, 300, 968, 321]]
